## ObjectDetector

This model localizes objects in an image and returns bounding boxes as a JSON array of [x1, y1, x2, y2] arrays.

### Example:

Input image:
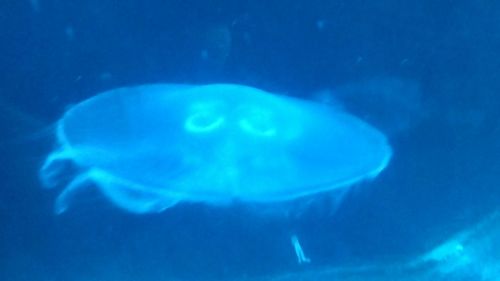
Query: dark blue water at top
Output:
[[0, 1, 499, 281]]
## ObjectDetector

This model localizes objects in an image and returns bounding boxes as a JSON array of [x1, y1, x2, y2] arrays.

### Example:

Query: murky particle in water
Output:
[[65, 26, 75, 41]]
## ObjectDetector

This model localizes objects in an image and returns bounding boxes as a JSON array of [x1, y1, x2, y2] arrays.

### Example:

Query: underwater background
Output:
[[1, 1, 499, 280]]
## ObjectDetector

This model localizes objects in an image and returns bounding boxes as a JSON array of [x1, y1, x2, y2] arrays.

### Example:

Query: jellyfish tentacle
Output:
[[91, 170, 180, 213], [55, 171, 92, 214], [39, 149, 73, 189]]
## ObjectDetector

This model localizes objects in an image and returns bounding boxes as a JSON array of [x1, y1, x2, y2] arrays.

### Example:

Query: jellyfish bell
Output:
[[40, 83, 392, 214]]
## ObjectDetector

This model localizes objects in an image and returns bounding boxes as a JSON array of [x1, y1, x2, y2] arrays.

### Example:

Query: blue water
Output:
[[1, 1, 499, 281]]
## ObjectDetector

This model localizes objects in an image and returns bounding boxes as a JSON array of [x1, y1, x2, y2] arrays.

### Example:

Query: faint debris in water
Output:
[[202, 25, 232, 66], [29, 0, 40, 13], [99, 72, 112, 81], [311, 89, 344, 110], [291, 234, 311, 264], [65, 25, 75, 41], [316, 19, 326, 30], [200, 49, 209, 60], [0, 96, 47, 147], [334, 76, 426, 135], [252, 211, 500, 281]]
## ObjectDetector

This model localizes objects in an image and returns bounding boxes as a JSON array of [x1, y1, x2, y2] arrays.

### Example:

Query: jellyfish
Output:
[[40, 84, 392, 214]]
